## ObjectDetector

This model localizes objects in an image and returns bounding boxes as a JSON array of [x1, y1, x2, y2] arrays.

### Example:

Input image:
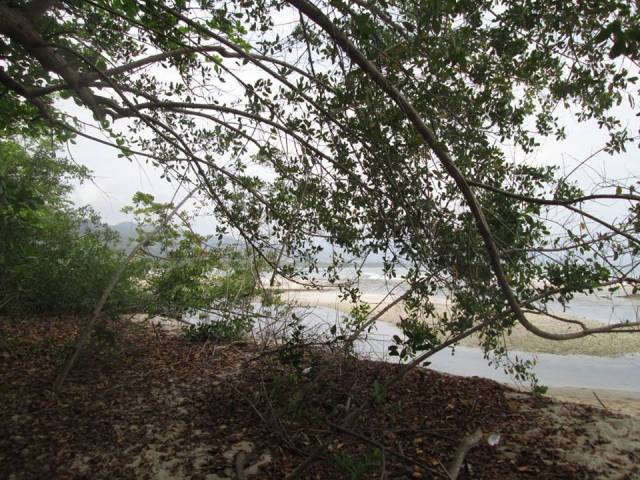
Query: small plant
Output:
[[372, 379, 386, 404], [269, 372, 307, 420], [182, 315, 252, 343], [490, 349, 547, 395], [531, 383, 549, 397], [332, 449, 382, 480], [92, 323, 122, 354], [388, 316, 439, 361], [277, 313, 307, 371]]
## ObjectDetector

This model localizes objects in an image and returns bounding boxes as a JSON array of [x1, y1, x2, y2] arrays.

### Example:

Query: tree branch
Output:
[[53, 186, 197, 391]]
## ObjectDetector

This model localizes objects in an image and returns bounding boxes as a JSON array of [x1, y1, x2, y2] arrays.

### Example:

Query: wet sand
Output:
[[283, 288, 640, 357]]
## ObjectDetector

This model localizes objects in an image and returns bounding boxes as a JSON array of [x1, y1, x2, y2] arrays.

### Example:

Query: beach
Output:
[[281, 287, 640, 357], [134, 284, 640, 416]]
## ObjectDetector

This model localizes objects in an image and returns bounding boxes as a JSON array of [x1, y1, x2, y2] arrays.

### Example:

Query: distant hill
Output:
[[109, 221, 139, 251], [107, 221, 244, 253], [106, 222, 385, 265]]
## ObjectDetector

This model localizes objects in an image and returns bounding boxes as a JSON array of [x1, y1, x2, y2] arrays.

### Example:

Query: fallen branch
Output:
[[235, 452, 248, 480], [447, 428, 483, 480], [327, 421, 447, 478]]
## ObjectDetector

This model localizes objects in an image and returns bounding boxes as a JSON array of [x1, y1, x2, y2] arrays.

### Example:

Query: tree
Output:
[[0, 137, 268, 327], [122, 190, 273, 322], [0, 138, 140, 314], [1, 1, 639, 366]]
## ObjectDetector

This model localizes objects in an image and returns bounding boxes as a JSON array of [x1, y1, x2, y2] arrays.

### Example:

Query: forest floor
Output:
[[1, 315, 639, 480]]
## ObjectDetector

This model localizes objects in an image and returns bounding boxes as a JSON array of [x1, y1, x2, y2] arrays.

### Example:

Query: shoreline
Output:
[[133, 297, 640, 417], [280, 287, 640, 357], [545, 386, 640, 417], [134, 312, 640, 417], [281, 288, 640, 416]]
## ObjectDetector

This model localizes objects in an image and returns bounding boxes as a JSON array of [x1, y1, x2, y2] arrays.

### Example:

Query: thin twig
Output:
[[592, 391, 608, 411]]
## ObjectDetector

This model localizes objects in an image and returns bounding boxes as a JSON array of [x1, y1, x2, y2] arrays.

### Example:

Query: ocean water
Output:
[[314, 265, 640, 325]]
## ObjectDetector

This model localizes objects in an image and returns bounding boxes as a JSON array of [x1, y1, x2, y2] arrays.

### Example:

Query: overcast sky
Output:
[[67, 70, 639, 236]]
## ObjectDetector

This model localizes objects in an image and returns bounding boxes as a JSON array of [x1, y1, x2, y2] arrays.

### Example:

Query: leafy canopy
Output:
[[0, 0, 638, 358]]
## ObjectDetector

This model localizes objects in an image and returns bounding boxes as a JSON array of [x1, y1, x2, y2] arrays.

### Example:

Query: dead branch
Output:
[[235, 452, 248, 480], [592, 392, 609, 411], [327, 421, 448, 478], [447, 428, 483, 480]]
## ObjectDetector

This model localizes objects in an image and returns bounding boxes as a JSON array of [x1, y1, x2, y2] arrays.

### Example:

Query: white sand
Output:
[[503, 390, 640, 476]]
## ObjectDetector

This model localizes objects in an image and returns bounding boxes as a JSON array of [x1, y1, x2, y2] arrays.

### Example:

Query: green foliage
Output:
[[182, 315, 253, 343], [277, 314, 307, 371], [269, 372, 308, 420], [124, 192, 263, 321], [489, 348, 547, 394], [0, 139, 265, 322], [388, 318, 439, 361], [0, 139, 140, 315], [371, 379, 386, 404], [0, 0, 638, 374], [532, 384, 549, 397]]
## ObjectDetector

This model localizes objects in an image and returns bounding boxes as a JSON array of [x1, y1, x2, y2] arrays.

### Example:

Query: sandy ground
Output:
[[129, 313, 187, 334], [4, 315, 639, 479], [503, 390, 640, 478], [546, 387, 640, 417], [282, 287, 640, 357]]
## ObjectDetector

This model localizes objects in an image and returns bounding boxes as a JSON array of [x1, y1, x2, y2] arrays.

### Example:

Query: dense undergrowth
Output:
[[0, 139, 271, 341]]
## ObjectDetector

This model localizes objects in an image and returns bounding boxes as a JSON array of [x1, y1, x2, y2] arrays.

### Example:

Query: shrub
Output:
[[0, 140, 143, 315], [182, 315, 253, 343]]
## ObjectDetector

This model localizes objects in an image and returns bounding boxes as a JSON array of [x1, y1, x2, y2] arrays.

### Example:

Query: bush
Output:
[[0, 138, 273, 324], [124, 192, 274, 323], [182, 315, 253, 343], [0, 139, 143, 315]]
